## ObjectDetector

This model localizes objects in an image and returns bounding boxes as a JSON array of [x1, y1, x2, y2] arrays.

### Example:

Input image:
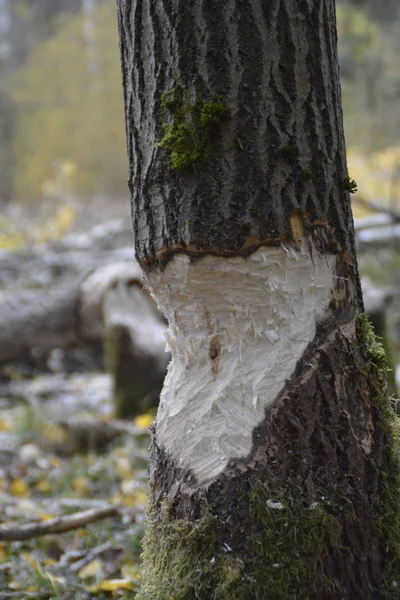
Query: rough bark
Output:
[[117, 0, 356, 266], [116, 0, 400, 598]]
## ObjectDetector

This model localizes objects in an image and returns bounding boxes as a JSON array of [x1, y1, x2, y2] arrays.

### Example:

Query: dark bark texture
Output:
[[117, 0, 355, 267]]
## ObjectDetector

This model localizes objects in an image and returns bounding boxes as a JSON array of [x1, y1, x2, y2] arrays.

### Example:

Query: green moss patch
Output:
[[156, 83, 230, 174], [356, 313, 400, 590], [138, 486, 340, 600]]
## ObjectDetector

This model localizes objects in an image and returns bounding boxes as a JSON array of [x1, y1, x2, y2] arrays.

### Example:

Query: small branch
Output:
[[354, 196, 400, 224], [1, 594, 47, 599], [0, 505, 122, 541], [1, 594, 49, 599]]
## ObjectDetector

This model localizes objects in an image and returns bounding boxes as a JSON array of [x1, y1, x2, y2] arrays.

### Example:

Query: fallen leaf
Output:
[[8, 581, 20, 590], [39, 513, 55, 521], [72, 476, 91, 494], [21, 552, 38, 569], [78, 558, 104, 579], [9, 478, 30, 497], [36, 480, 52, 493], [0, 543, 8, 562], [76, 528, 88, 538], [133, 489, 148, 506], [122, 564, 141, 580], [0, 419, 12, 432], [121, 494, 135, 508], [43, 423, 67, 443], [89, 578, 135, 592], [45, 572, 66, 586], [133, 413, 153, 429]]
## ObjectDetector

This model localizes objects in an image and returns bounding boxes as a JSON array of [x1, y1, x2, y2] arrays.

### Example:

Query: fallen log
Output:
[[0, 261, 168, 418], [0, 261, 160, 364]]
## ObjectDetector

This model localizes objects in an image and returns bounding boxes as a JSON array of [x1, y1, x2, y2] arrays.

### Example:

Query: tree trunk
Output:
[[0, 0, 11, 61], [82, 0, 98, 77], [116, 1, 400, 598]]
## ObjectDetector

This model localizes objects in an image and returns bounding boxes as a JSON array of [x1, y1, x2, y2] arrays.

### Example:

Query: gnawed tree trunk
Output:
[[117, 1, 400, 598]]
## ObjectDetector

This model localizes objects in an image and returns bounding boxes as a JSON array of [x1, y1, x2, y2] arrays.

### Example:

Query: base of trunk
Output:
[[138, 315, 400, 600]]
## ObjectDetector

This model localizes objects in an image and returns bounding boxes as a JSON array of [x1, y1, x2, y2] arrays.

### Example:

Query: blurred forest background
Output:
[[0, 0, 399, 229]]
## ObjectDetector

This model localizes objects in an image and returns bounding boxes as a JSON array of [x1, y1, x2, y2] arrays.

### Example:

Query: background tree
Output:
[[10, 1, 127, 202], [117, 1, 400, 598]]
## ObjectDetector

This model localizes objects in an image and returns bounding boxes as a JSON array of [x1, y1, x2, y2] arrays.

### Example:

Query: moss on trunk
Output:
[[138, 489, 341, 600], [356, 313, 400, 592]]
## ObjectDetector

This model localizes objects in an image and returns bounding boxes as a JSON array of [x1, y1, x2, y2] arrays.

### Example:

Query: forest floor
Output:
[[0, 372, 151, 600]]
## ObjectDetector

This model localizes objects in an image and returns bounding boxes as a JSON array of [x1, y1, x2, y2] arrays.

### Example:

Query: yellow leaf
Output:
[[45, 572, 66, 586], [121, 487, 148, 508], [76, 528, 88, 538], [8, 581, 20, 590], [121, 494, 135, 508], [50, 457, 61, 468], [43, 423, 67, 443], [78, 558, 104, 580], [121, 564, 141, 581], [39, 513, 55, 521], [36, 480, 52, 493], [0, 544, 8, 562], [133, 413, 153, 429], [133, 489, 148, 506], [43, 558, 57, 566], [21, 552, 38, 569], [0, 419, 12, 432], [26, 585, 39, 592], [89, 578, 135, 592], [72, 476, 91, 495], [9, 478, 30, 497]]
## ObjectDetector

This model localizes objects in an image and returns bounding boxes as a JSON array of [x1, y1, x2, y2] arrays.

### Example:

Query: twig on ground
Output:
[[354, 196, 400, 223], [0, 594, 49, 598], [0, 504, 122, 541]]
